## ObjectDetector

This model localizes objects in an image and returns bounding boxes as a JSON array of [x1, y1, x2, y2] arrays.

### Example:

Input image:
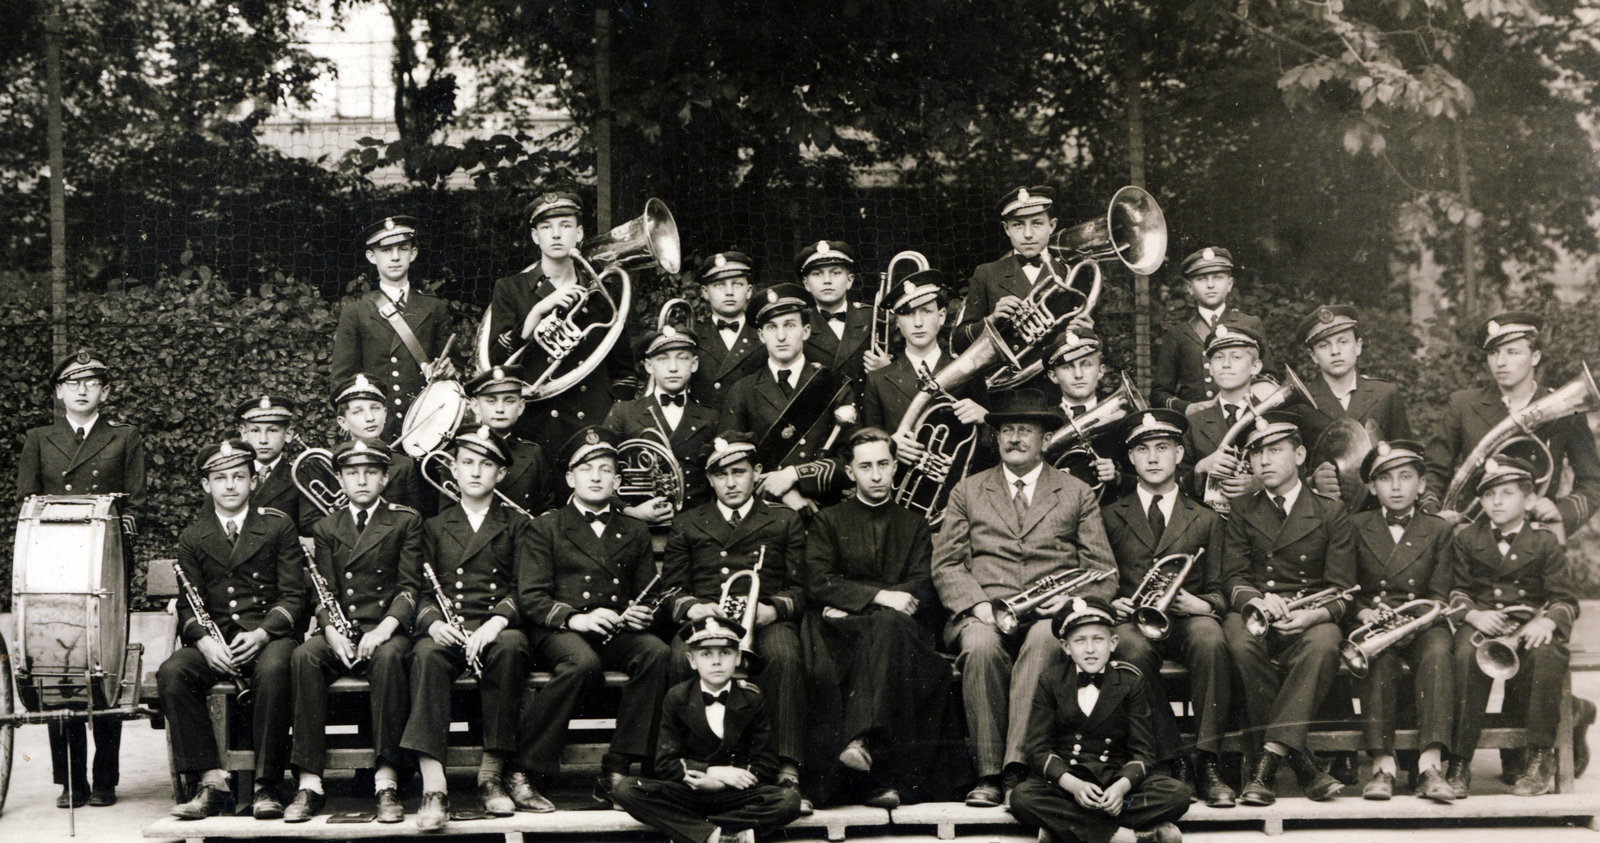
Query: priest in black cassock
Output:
[[800, 427, 967, 808]]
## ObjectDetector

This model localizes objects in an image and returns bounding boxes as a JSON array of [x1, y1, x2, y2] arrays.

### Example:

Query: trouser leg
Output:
[[518, 630, 602, 776], [752, 621, 806, 765], [367, 634, 413, 768], [1177, 615, 1232, 756], [1519, 636, 1571, 747], [602, 631, 671, 761], [289, 636, 343, 775], [1223, 612, 1278, 750], [479, 630, 531, 755], [1116, 774, 1193, 828], [1409, 626, 1455, 754], [400, 638, 468, 763], [612, 777, 718, 843], [1113, 623, 1181, 762], [250, 637, 296, 784], [90, 716, 122, 788], [49, 721, 88, 788], [1010, 776, 1115, 843], [1452, 624, 1494, 758], [157, 647, 226, 775], [1261, 622, 1341, 751], [947, 615, 1012, 777], [1005, 619, 1064, 770], [1358, 651, 1403, 754]]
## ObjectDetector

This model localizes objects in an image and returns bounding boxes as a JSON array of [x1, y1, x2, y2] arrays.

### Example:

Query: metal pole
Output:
[[1125, 62, 1151, 394], [46, 0, 67, 362], [594, 9, 612, 233]]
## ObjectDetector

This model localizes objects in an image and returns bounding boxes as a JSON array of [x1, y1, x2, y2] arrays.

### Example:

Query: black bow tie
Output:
[[1077, 670, 1104, 688], [658, 393, 685, 407], [582, 509, 610, 524], [1385, 511, 1411, 529], [821, 309, 848, 322], [716, 319, 740, 332], [702, 690, 729, 706], [1017, 254, 1042, 269], [1493, 528, 1515, 545]]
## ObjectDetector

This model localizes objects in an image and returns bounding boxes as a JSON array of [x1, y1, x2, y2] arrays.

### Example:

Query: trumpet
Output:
[[603, 572, 681, 646], [1470, 605, 1540, 680], [719, 547, 765, 667], [1130, 549, 1203, 641], [420, 449, 535, 519], [291, 447, 348, 515], [871, 251, 930, 360], [422, 562, 483, 678], [305, 556, 364, 668], [1201, 367, 1314, 516], [992, 568, 1115, 636], [1340, 599, 1465, 678], [1243, 584, 1361, 638], [1044, 371, 1148, 498], [172, 562, 250, 703]]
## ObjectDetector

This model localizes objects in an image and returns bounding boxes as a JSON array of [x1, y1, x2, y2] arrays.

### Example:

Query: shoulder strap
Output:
[[369, 289, 431, 369]]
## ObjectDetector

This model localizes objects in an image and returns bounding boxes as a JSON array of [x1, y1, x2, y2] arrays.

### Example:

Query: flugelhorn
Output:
[[1470, 605, 1540, 680], [1439, 362, 1600, 517], [992, 568, 1114, 636], [890, 366, 980, 525], [1340, 599, 1465, 678], [871, 251, 930, 360], [420, 450, 535, 519], [719, 547, 765, 668], [1130, 549, 1203, 641], [1243, 584, 1361, 638], [1201, 367, 1314, 516], [1044, 371, 1148, 498], [292, 447, 347, 515]]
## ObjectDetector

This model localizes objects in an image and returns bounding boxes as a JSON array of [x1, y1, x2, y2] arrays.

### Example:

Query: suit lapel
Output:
[[977, 470, 1016, 538], [1081, 670, 1128, 735], [1114, 495, 1157, 553], [1155, 496, 1201, 556], [68, 420, 115, 471], [332, 508, 360, 551], [1187, 312, 1211, 345], [1345, 377, 1377, 422], [199, 514, 236, 569], [562, 506, 612, 569], [718, 683, 756, 755], [838, 307, 872, 361], [1470, 388, 1507, 431], [1357, 513, 1397, 566], [461, 503, 508, 564], [228, 509, 269, 570], [1020, 469, 1063, 536], [1272, 489, 1320, 550]]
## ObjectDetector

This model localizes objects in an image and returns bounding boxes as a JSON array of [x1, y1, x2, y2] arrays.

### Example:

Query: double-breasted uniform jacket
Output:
[[1349, 509, 1453, 615], [693, 320, 765, 411], [951, 251, 1066, 353], [251, 455, 319, 536], [1300, 372, 1411, 447], [604, 394, 719, 511], [331, 287, 453, 420], [655, 678, 778, 783], [664, 499, 808, 625], [805, 302, 873, 384], [719, 360, 853, 500], [310, 502, 423, 634], [18, 416, 147, 517], [1024, 660, 1156, 790], [415, 501, 529, 634], [932, 465, 1118, 617], [519, 503, 657, 631], [1423, 383, 1600, 535], [1101, 491, 1227, 617], [499, 435, 554, 517], [1220, 487, 1358, 623], [1446, 519, 1577, 638], [1150, 307, 1264, 413], [176, 507, 305, 645]]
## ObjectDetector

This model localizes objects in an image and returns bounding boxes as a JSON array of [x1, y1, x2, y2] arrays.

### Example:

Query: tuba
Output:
[[871, 251, 930, 360], [1200, 367, 1315, 516], [420, 450, 535, 519], [1471, 605, 1539, 680], [1044, 371, 1148, 497], [292, 447, 347, 515], [617, 436, 686, 510], [991, 568, 1114, 637], [1439, 362, 1600, 517], [1130, 549, 1203, 641], [719, 547, 765, 669], [1340, 599, 1464, 678], [1243, 584, 1361, 638]]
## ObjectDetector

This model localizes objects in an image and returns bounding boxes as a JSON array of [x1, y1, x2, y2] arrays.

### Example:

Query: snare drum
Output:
[[396, 379, 466, 457], [11, 495, 127, 710]]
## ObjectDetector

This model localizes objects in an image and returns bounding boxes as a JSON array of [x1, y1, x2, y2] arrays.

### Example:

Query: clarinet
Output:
[[172, 561, 251, 703], [304, 553, 364, 667], [422, 562, 484, 677], [601, 572, 681, 646]]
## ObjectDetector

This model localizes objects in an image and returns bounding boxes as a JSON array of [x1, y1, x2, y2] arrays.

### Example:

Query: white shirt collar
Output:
[[1061, 394, 1099, 414], [905, 346, 942, 374], [215, 508, 247, 531], [1271, 480, 1303, 515], [768, 356, 806, 385], [716, 499, 755, 522], [379, 280, 410, 302], [348, 499, 381, 522], [1198, 303, 1226, 325], [700, 679, 732, 700], [1002, 462, 1046, 490], [68, 414, 100, 436], [1136, 485, 1179, 519], [256, 454, 284, 475]]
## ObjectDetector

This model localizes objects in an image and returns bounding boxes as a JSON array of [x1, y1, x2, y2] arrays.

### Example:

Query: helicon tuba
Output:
[[1043, 371, 1148, 498], [1200, 367, 1315, 516]]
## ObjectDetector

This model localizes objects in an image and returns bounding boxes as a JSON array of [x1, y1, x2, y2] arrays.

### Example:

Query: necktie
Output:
[[716, 320, 740, 333], [658, 393, 686, 407], [1013, 478, 1029, 524], [822, 310, 848, 322], [727, 509, 742, 529], [1206, 313, 1217, 331], [225, 520, 239, 544], [356, 509, 368, 533], [396, 291, 408, 312], [1385, 511, 1411, 529], [1223, 404, 1238, 429], [584, 509, 609, 524], [1077, 670, 1104, 688], [1147, 494, 1166, 540], [1069, 404, 1087, 419], [1017, 254, 1042, 269], [74, 426, 86, 443], [702, 690, 729, 706], [1271, 494, 1287, 520], [776, 369, 794, 398]]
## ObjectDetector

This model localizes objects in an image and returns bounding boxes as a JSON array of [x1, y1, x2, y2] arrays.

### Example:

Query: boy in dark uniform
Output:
[[1151, 247, 1265, 413], [1447, 456, 1578, 797], [1294, 306, 1411, 507], [1101, 410, 1234, 808], [1182, 324, 1267, 505], [611, 617, 804, 843], [1219, 411, 1355, 805], [238, 395, 319, 546], [464, 364, 553, 517], [797, 240, 883, 382], [516, 426, 672, 811], [401, 425, 534, 831], [331, 215, 456, 433], [17, 349, 146, 808], [160, 440, 303, 820], [1044, 329, 1133, 500], [663, 433, 812, 812], [864, 272, 989, 447], [1008, 596, 1190, 843], [285, 439, 423, 823], [329, 373, 426, 513], [951, 186, 1068, 354], [1346, 440, 1455, 803], [606, 326, 720, 517], [692, 251, 765, 411]]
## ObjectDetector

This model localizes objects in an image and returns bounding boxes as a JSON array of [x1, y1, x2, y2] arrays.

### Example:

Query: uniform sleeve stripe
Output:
[[269, 606, 295, 624]]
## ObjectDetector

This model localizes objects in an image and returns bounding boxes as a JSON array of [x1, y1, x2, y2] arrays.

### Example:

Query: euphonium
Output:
[[871, 251, 930, 359], [1201, 367, 1314, 516], [291, 447, 347, 515], [1339, 599, 1464, 678], [1044, 371, 1148, 497], [1130, 549, 1203, 642], [1470, 605, 1539, 680], [719, 547, 765, 667], [420, 450, 534, 519], [1439, 362, 1600, 516], [617, 437, 686, 510], [1243, 584, 1361, 638], [992, 568, 1115, 636], [891, 366, 981, 526]]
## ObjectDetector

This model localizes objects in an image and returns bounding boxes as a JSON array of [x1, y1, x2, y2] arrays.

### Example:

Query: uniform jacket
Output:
[[951, 252, 1066, 352], [1349, 509, 1452, 614], [1422, 383, 1600, 534], [859, 345, 982, 432], [330, 287, 452, 417], [416, 501, 529, 634], [693, 320, 765, 412], [719, 359, 852, 499], [310, 501, 423, 635], [17, 416, 147, 517], [805, 302, 873, 383], [1150, 307, 1264, 412], [384, 450, 427, 515], [176, 506, 304, 645], [1101, 490, 1227, 617], [251, 455, 319, 536], [1178, 401, 1233, 499], [604, 393, 719, 511], [664, 499, 808, 624], [654, 678, 778, 783], [1024, 659, 1156, 789], [1220, 486, 1358, 623], [1446, 519, 1577, 638], [519, 502, 657, 630], [932, 464, 1117, 617], [499, 436, 553, 517], [1301, 373, 1411, 446], [806, 496, 936, 614]]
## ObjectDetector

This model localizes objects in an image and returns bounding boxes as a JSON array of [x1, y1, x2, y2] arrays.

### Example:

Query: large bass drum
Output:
[[11, 495, 128, 711]]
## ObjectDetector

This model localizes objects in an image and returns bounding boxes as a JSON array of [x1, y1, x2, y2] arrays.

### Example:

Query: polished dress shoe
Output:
[[416, 792, 449, 831], [1512, 746, 1556, 796], [863, 787, 901, 809], [1362, 770, 1394, 800], [1326, 752, 1359, 786], [283, 789, 325, 823], [965, 778, 1004, 808], [58, 785, 89, 809], [595, 771, 627, 810], [252, 787, 285, 819], [479, 778, 515, 816], [506, 771, 555, 813], [1444, 756, 1471, 799], [1287, 751, 1344, 801], [1416, 768, 1454, 804], [1133, 821, 1182, 843], [1198, 753, 1235, 808], [88, 786, 116, 807], [1170, 754, 1195, 799], [171, 783, 235, 820], [1575, 696, 1596, 779], [376, 787, 405, 823], [839, 739, 873, 772], [1239, 752, 1280, 806], [1001, 766, 1026, 809]]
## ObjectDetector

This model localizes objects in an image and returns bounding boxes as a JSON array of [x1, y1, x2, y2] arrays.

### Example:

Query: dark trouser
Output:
[[1222, 613, 1342, 753], [612, 777, 803, 843], [945, 615, 1062, 776], [1452, 624, 1569, 756], [290, 633, 412, 775], [518, 629, 670, 777], [1355, 625, 1453, 755], [1114, 615, 1232, 758], [1010, 774, 1191, 843], [401, 631, 529, 763], [157, 638, 295, 784], [673, 621, 806, 766], [49, 718, 122, 789]]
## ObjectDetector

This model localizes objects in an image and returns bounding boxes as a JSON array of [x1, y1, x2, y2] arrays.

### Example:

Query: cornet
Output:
[[1130, 549, 1203, 641], [1470, 605, 1539, 680], [1340, 599, 1465, 678], [992, 568, 1114, 636], [1243, 584, 1361, 638]]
